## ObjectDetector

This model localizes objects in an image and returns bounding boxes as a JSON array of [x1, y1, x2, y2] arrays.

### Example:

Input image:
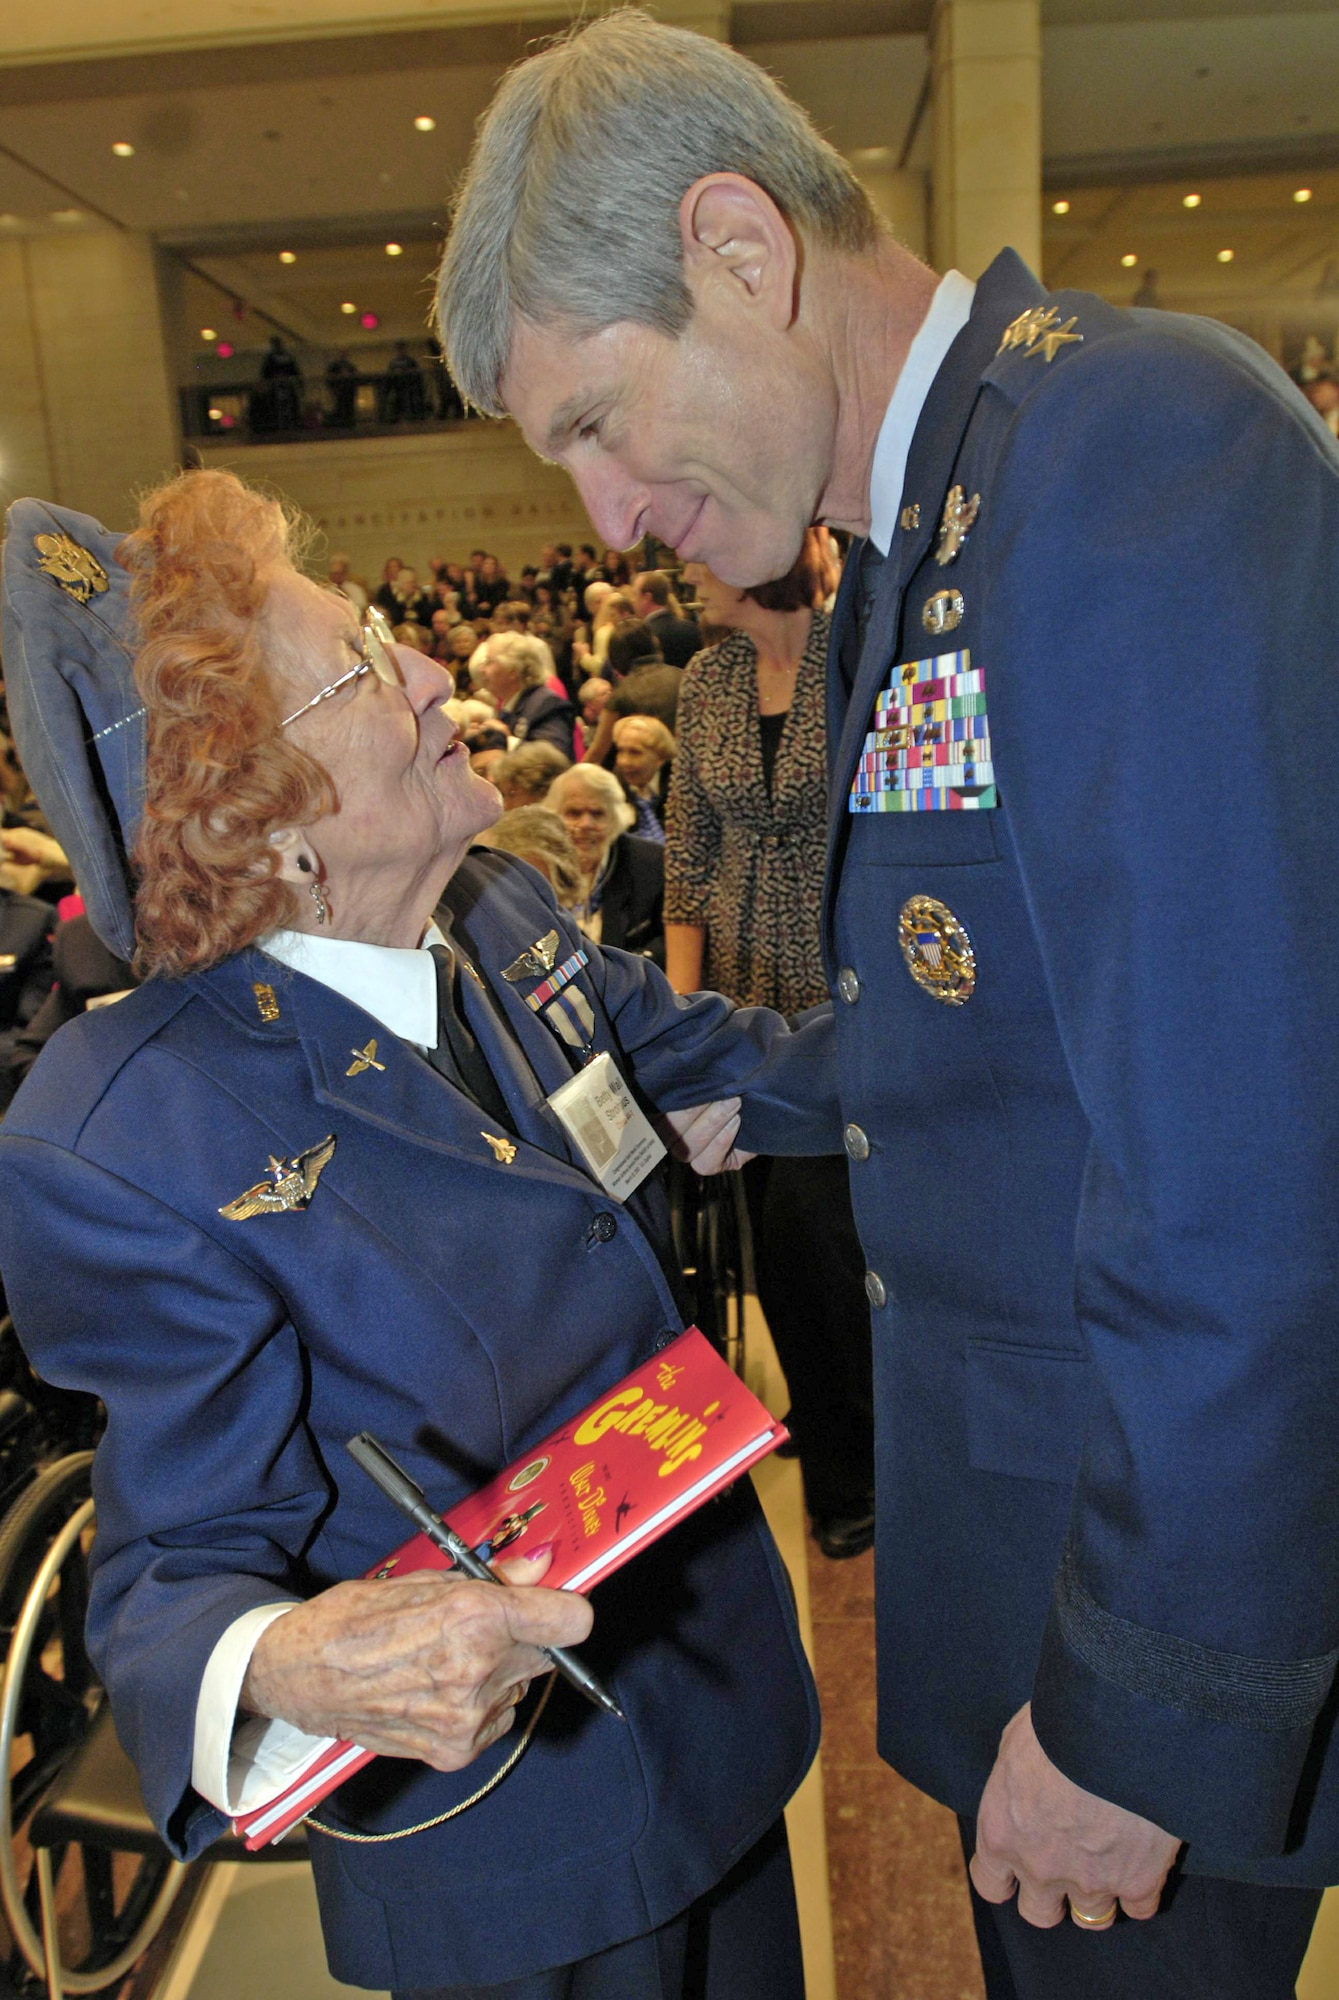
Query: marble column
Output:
[[0, 225, 179, 526], [930, 0, 1041, 279]]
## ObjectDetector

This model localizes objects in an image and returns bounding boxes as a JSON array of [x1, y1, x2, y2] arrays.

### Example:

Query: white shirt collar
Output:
[[867, 269, 976, 555], [261, 921, 447, 1050]]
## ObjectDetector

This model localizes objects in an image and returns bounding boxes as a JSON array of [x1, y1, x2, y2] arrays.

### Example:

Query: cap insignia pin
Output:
[[502, 930, 561, 983], [252, 982, 280, 1023], [34, 532, 109, 604], [482, 1131, 517, 1165], [897, 896, 977, 1004], [219, 1134, 336, 1219], [934, 486, 980, 567], [347, 1038, 386, 1076], [922, 588, 965, 636]]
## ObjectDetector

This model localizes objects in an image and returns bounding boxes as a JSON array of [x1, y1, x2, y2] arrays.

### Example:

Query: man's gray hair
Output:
[[437, 7, 878, 415]]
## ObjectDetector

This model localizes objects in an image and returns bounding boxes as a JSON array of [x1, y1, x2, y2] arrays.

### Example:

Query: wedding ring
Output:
[[1070, 1901, 1117, 1929]]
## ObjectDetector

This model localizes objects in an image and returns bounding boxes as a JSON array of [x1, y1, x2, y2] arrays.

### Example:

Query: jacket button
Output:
[[864, 1270, 888, 1309], [837, 968, 860, 1004], [589, 1212, 618, 1244], [843, 1123, 871, 1162]]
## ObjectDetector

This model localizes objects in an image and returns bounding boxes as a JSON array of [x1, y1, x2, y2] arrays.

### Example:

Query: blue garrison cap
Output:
[[1, 498, 145, 961]]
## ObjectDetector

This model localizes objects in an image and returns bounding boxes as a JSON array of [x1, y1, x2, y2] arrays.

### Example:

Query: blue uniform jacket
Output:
[[0, 850, 836, 1990], [823, 250, 1339, 1884]]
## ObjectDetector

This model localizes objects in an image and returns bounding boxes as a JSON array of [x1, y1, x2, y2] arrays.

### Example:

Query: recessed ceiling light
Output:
[[414, 115, 436, 132], [1052, 199, 1070, 215], [111, 141, 134, 158], [1217, 247, 1235, 262], [279, 250, 297, 265], [1120, 253, 1138, 267], [1182, 192, 1201, 208], [1294, 187, 1314, 203], [340, 301, 357, 314], [385, 242, 403, 257], [207, 407, 224, 421], [201, 327, 217, 341]]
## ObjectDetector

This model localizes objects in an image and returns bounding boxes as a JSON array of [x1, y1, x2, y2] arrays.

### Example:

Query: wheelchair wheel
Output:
[[0, 1454, 186, 1994]]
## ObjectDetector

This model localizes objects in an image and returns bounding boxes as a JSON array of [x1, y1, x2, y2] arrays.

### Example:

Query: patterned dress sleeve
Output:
[[663, 653, 723, 927]]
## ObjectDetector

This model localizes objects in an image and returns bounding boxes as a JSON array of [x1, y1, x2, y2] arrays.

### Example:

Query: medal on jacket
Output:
[[219, 1135, 337, 1218], [502, 931, 561, 982], [897, 897, 977, 1004]]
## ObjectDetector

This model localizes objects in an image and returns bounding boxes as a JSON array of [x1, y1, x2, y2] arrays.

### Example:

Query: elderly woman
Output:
[[612, 714, 675, 843], [546, 763, 665, 967], [491, 740, 571, 812], [474, 631, 574, 758], [0, 473, 838, 2000]]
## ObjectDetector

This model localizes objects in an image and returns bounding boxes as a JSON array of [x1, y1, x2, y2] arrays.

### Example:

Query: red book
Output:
[[233, 1328, 786, 1848]]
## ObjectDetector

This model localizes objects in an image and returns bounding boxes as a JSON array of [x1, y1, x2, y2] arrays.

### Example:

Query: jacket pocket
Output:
[[965, 1339, 1094, 1485]]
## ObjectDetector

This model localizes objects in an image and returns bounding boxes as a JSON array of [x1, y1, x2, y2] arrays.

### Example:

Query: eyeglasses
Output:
[[281, 605, 403, 728]]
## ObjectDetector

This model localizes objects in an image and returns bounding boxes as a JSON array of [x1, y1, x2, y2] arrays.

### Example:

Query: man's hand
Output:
[[970, 1703, 1181, 1930], [660, 1098, 755, 1176], [0, 825, 67, 870], [241, 1548, 592, 1770]]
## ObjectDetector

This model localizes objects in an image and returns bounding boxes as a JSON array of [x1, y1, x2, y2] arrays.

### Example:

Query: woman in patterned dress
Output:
[[664, 535, 876, 1559]]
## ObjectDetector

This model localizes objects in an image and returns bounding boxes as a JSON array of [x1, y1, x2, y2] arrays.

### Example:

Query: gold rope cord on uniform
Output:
[[305, 1673, 556, 1844]]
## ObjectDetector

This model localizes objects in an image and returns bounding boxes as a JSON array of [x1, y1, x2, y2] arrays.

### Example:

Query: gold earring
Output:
[[310, 878, 329, 926]]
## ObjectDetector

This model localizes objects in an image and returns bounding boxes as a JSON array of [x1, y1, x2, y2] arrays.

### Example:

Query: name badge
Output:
[[547, 1052, 666, 1202]]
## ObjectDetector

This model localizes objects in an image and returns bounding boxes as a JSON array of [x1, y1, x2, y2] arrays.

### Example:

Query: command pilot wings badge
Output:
[[219, 1135, 337, 1220], [502, 930, 561, 983]]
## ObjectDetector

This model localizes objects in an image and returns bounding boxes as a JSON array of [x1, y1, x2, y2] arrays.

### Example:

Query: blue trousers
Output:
[[959, 1818, 1322, 1999], [393, 1816, 803, 2000]]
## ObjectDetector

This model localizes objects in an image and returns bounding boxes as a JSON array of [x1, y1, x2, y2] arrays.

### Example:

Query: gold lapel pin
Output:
[[482, 1131, 517, 1165], [34, 532, 109, 604], [899, 502, 921, 532], [347, 1038, 386, 1077], [252, 982, 280, 1023], [935, 486, 981, 567], [219, 1134, 337, 1219], [922, 588, 965, 636]]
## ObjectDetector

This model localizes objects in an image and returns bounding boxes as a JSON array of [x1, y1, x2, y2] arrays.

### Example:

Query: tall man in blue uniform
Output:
[[437, 12, 1339, 1995]]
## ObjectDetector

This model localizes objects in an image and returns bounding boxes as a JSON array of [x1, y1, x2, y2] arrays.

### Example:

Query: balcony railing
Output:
[[180, 369, 482, 444]]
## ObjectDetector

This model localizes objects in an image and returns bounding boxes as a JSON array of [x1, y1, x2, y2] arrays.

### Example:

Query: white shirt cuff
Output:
[[192, 1602, 338, 1818]]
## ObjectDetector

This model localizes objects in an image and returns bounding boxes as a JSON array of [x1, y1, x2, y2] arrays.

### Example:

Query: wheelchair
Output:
[[667, 1159, 750, 1377]]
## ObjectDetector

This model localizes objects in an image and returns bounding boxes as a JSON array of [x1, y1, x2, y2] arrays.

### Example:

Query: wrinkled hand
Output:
[[970, 1704, 1181, 1930], [241, 1549, 592, 1770], [0, 825, 67, 870], [660, 1098, 755, 1176]]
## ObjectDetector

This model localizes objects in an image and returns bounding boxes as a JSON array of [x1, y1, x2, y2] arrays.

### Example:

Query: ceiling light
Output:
[[50, 209, 83, 224], [279, 250, 297, 265], [341, 301, 357, 314], [111, 141, 134, 158], [1120, 253, 1138, 267], [360, 311, 380, 329], [1051, 199, 1070, 215], [216, 341, 235, 358], [207, 407, 224, 421], [1182, 192, 1201, 208], [1217, 247, 1235, 261], [201, 327, 217, 341], [414, 115, 436, 132], [1294, 187, 1313, 203], [385, 242, 403, 257]]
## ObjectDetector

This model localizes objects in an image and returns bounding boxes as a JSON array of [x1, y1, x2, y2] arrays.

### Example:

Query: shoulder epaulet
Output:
[[983, 290, 1129, 408]]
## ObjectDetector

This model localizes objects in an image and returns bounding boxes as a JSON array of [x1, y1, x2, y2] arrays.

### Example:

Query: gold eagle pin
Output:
[[502, 930, 560, 983], [898, 897, 977, 1005], [219, 1135, 337, 1219], [935, 487, 981, 567], [482, 1131, 517, 1165], [347, 1038, 385, 1076], [34, 532, 109, 605]]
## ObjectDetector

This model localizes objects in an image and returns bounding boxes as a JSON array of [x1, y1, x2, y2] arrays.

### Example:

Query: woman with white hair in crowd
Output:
[[474, 631, 575, 757], [546, 761, 665, 965]]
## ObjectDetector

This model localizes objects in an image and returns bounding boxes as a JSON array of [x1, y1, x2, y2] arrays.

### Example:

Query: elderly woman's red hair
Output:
[[120, 469, 335, 977]]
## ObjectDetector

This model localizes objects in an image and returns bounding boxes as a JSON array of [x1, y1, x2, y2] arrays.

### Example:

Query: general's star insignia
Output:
[[482, 1131, 517, 1165], [935, 486, 981, 567], [997, 306, 1083, 364], [346, 1038, 386, 1076], [502, 931, 561, 983], [219, 1134, 337, 1219], [34, 532, 109, 604]]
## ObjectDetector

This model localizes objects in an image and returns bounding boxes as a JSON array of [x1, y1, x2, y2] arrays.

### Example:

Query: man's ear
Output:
[[679, 173, 799, 329]]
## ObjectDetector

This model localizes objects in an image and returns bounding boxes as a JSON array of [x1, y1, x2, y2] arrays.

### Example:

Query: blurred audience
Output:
[[476, 806, 585, 907], [546, 763, 664, 965]]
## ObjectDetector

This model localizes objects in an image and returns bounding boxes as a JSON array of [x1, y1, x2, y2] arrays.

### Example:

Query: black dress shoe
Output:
[[811, 1503, 876, 1561]]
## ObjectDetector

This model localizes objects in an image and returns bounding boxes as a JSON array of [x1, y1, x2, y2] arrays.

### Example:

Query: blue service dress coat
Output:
[[821, 249, 1339, 1885], [0, 849, 837, 1991]]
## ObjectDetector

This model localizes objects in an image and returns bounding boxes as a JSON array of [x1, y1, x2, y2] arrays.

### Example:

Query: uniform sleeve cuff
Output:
[[192, 1602, 338, 1817]]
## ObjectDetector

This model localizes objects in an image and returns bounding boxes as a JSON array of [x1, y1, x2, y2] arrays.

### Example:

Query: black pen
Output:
[[346, 1432, 625, 1722]]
